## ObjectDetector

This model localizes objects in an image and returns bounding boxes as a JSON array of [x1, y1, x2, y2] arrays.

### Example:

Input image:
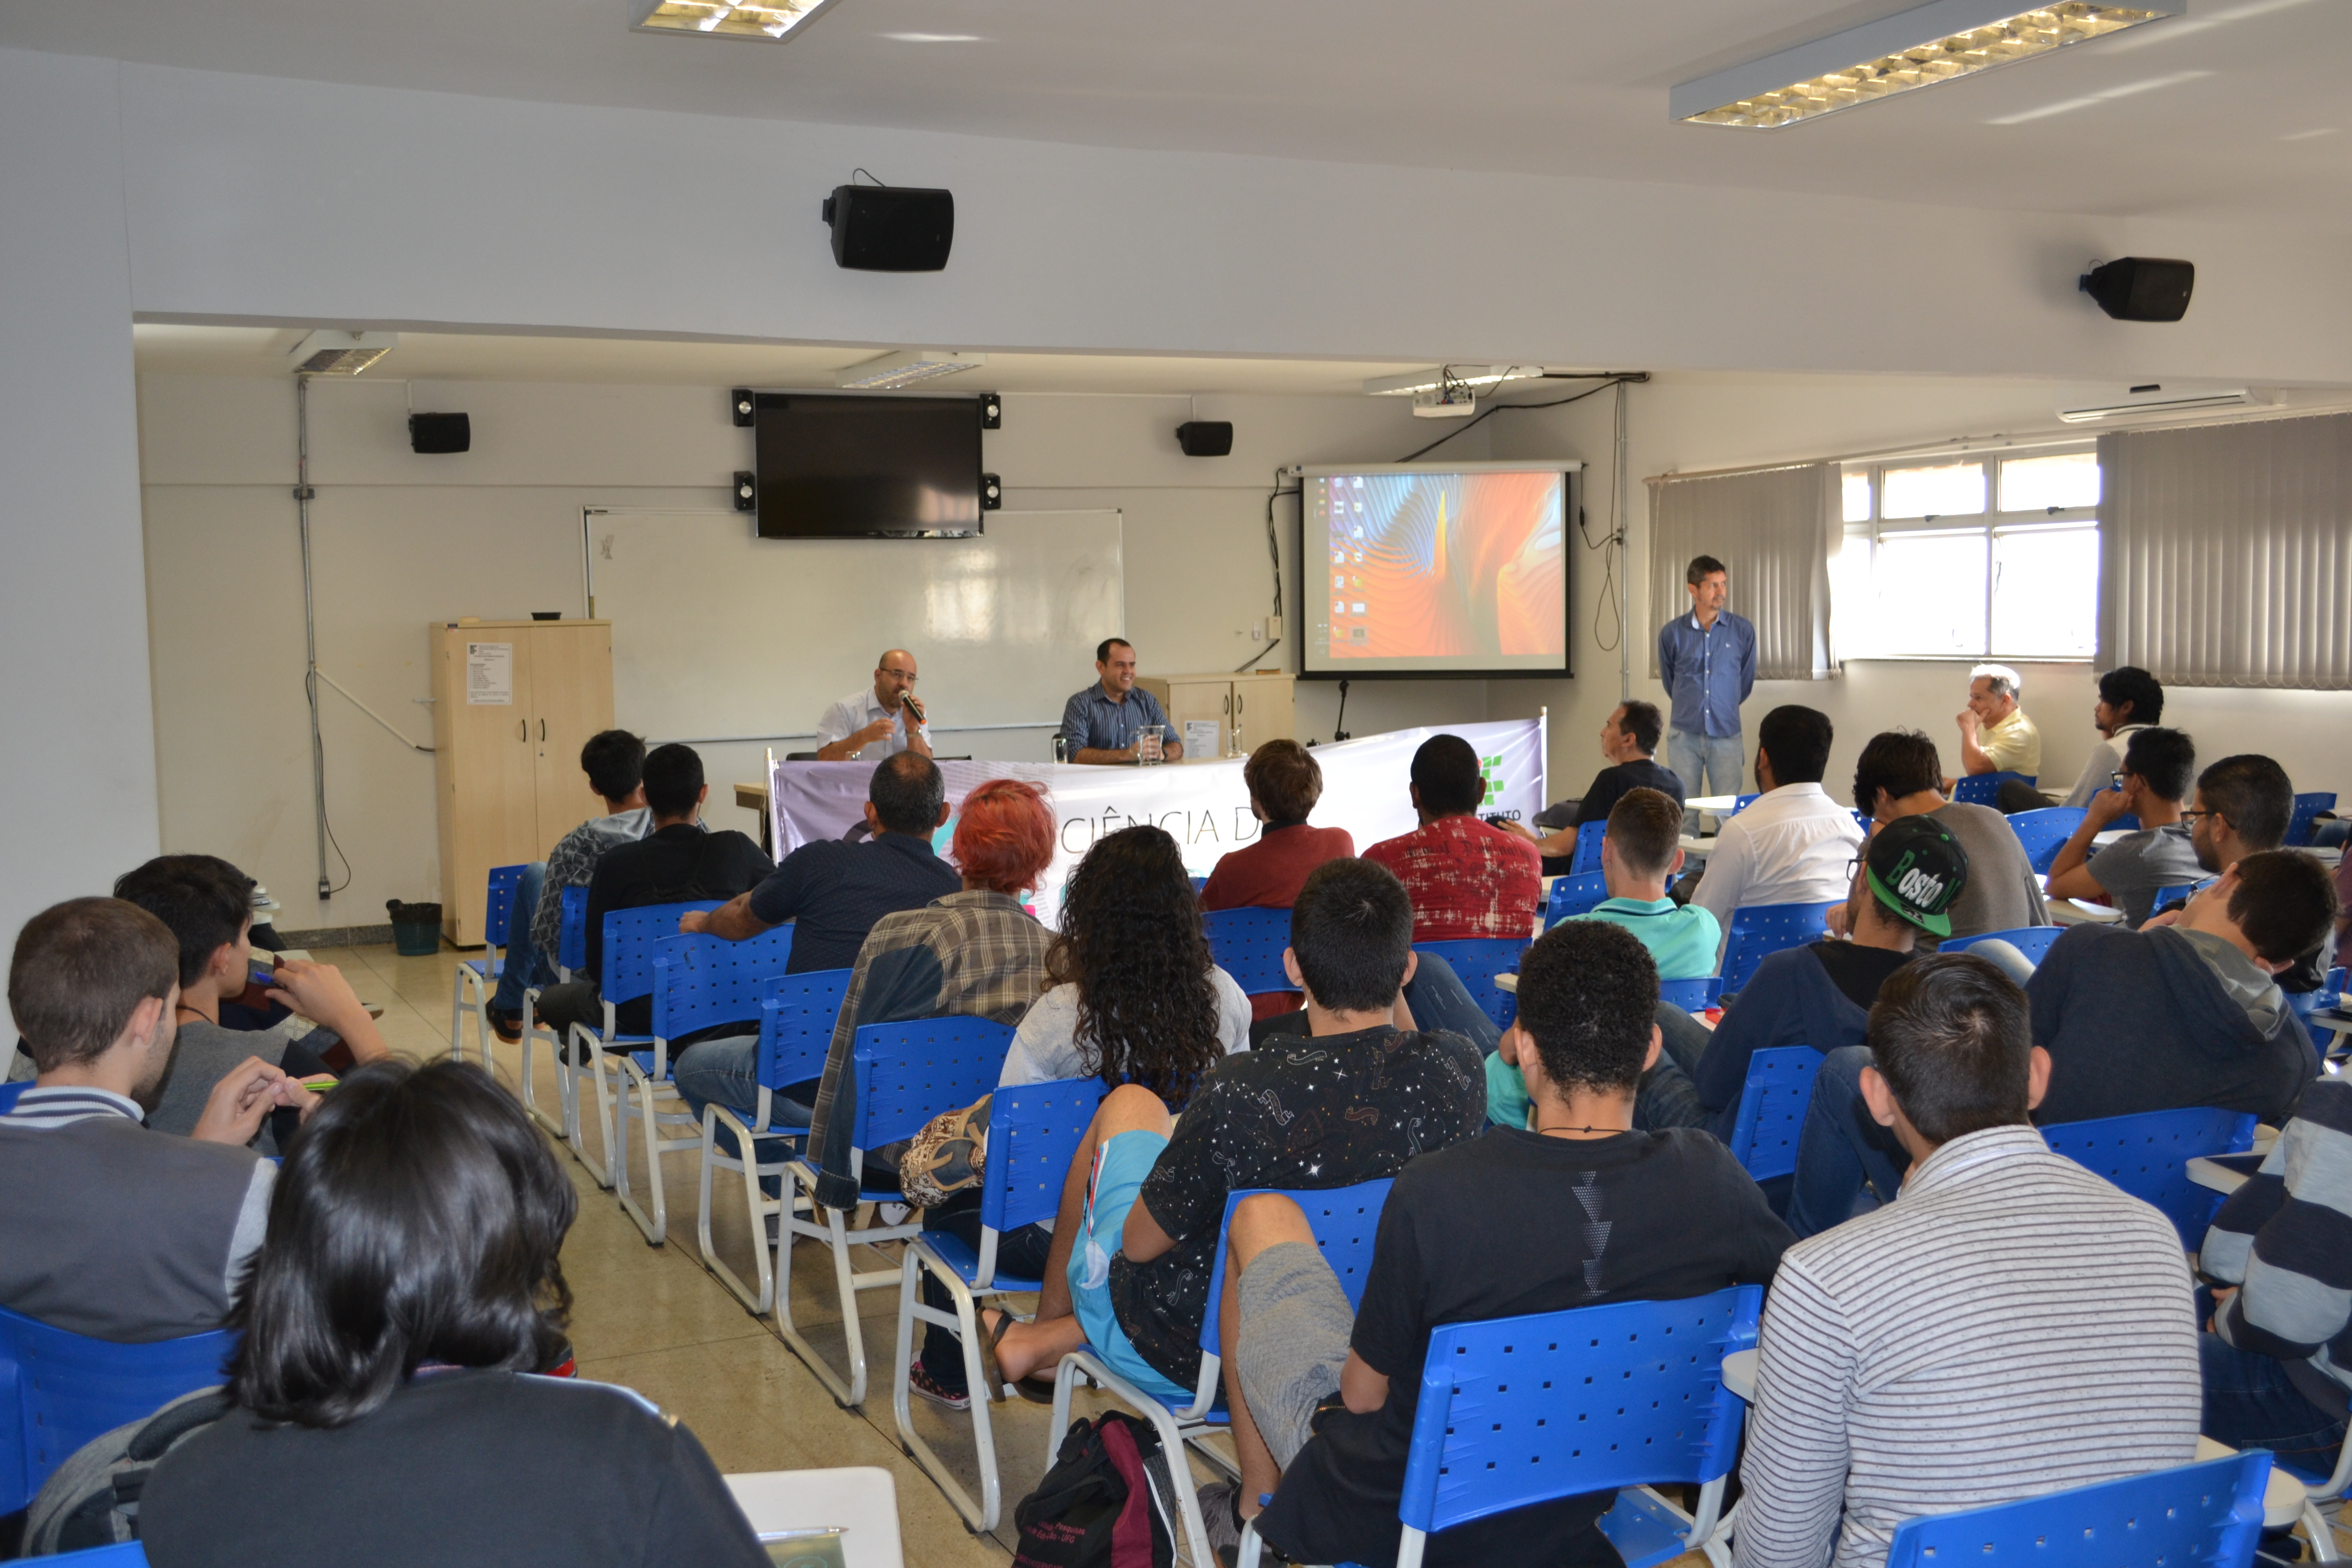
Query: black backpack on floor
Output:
[[1013, 1411, 1177, 1568], [20, 1387, 229, 1555]]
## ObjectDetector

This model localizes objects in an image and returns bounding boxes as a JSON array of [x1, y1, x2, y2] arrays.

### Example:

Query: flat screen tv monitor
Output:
[[753, 392, 983, 538], [1300, 461, 1577, 678]]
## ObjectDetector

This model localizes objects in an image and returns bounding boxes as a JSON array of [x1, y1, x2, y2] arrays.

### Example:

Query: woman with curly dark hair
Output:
[[1000, 824, 1250, 1101]]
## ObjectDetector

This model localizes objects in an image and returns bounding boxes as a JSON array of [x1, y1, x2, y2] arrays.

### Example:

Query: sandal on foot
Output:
[[974, 1309, 1060, 1405]]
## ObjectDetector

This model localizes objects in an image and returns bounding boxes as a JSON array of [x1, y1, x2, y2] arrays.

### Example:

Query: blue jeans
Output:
[[2199, 1333, 2349, 1476], [1669, 730, 1746, 800], [2314, 819, 2350, 849], [1786, 1045, 1909, 1238], [489, 862, 558, 1014], [673, 1032, 816, 1199]]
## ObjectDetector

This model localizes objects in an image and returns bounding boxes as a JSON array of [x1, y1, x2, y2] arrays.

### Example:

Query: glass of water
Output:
[[1137, 724, 1166, 766]]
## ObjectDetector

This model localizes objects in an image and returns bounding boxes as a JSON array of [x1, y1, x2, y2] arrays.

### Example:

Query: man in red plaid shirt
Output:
[[1363, 734, 1542, 942]]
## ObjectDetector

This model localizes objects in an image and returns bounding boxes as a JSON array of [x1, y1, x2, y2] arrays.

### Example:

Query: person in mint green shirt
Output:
[[1488, 787, 1718, 1130]]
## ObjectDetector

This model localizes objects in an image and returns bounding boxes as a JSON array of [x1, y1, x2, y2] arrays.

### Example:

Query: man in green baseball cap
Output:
[[1860, 814, 1971, 940]]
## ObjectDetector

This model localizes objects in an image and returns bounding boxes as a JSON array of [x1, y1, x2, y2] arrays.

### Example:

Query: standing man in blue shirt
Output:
[[1656, 554, 1756, 800], [1057, 638, 1185, 764]]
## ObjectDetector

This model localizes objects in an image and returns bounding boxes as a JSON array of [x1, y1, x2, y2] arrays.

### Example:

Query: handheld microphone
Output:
[[901, 694, 925, 726]]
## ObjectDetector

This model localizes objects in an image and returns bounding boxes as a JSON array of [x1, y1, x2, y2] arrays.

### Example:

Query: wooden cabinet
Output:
[[1135, 673, 1295, 761], [430, 620, 615, 945]]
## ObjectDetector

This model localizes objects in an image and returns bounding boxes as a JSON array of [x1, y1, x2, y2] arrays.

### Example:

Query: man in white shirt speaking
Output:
[[1689, 704, 1866, 970], [815, 648, 933, 763]]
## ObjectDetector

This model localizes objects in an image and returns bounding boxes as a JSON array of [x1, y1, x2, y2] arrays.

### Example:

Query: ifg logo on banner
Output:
[[1480, 754, 1506, 807]]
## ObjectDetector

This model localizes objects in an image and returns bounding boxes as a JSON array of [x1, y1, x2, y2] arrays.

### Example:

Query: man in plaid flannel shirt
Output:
[[1362, 733, 1541, 943]]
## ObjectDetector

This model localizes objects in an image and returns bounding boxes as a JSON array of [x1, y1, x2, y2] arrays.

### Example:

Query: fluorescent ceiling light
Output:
[[836, 351, 988, 390], [635, 0, 841, 42], [1671, 1, 2183, 130], [1363, 365, 1547, 397], [287, 330, 397, 376]]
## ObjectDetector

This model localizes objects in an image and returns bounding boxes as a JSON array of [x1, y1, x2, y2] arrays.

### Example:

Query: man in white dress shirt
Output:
[[1690, 704, 1865, 969], [815, 649, 933, 763]]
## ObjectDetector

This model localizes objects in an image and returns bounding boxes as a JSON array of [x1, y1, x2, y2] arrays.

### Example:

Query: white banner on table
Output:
[[769, 718, 1547, 925]]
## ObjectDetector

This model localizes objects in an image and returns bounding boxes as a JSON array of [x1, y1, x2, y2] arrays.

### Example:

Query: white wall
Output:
[[1487, 373, 2352, 809], [137, 375, 1483, 934], [0, 51, 160, 993]]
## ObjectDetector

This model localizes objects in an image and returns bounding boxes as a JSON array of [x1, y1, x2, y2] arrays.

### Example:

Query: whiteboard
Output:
[[585, 508, 1124, 747]]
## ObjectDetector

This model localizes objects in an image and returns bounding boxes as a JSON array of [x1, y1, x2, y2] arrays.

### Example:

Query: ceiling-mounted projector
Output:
[[1412, 387, 1480, 419], [287, 330, 397, 375], [2056, 384, 2268, 424]]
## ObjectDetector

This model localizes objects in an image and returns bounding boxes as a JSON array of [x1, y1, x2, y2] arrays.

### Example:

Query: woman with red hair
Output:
[[798, 776, 1058, 1239]]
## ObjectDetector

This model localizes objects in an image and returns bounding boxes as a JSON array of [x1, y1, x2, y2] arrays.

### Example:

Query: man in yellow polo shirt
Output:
[[1948, 663, 2041, 810]]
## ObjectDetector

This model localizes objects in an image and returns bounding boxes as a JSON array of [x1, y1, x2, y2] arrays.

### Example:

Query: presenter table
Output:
[[724, 1466, 902, 1568]]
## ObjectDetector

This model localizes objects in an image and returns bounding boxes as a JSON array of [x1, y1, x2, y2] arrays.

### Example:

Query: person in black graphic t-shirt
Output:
[[1505, 699, 1687, 873], [972, 858, 1485, 1418], [1220, 920, 1792, 1568]]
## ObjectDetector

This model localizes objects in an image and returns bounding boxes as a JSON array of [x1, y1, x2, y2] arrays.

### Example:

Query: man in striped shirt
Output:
[[1735, 954, 2201, 1568]]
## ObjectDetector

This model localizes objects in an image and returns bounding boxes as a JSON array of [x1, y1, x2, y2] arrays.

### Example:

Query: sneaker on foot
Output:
[[906, 1361, 972, 1412], [485, 1006, 523, 1044], [1198, 1480, 1243, 1567]]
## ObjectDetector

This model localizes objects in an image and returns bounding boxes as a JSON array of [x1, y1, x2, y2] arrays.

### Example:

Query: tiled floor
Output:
[[317, 941, 2352, 1568]]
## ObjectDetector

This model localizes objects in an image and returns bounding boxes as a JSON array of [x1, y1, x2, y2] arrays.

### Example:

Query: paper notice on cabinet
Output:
[[1184, 720, 1220, 759], [466, 642, 514, 705]]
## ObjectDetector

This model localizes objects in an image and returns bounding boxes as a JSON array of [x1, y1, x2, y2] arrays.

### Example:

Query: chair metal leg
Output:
[[2307, 1499, 2341, 1563], [575, 1026, 619, 1190], [772, 1161, 920, 1410], [518, 987, 573, 1145], [698, 1106, 778, 1313], [449, 967, 470, 1062], [614, 1061, 665, 1244], [894, 1244, 1007, 1533], [1054, 1350, 1217, 1568]]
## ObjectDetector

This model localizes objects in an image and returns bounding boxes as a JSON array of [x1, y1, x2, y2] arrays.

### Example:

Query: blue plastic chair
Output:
[[1658, 976, 1723, 1014], [570, 901, 723, 1192], [895, 1075, 1098, 1531], [1204, 905, 1295, 998], [699, 967, 853, 1313], [607, 926, 797, 1245], [1239, 1285, 1761, 1568], [1544, 870, 1609, 927], [2041, 1106, 2258, 1250], [0, 1082, 27, 1116], [1571, 819, 1607, 874], [1414, 938, 1530, 1030], [1725, 1047, 1823, 1183], [2007, 806, 2089, 874], [1945, 925, 2066, 967], [1058, 1178, 1394, 1568], [1727, 792, 1761, 818], [1719, 901, 1837, 993], [776, 1015, 1017, 1410], [519, 883, 594, 1146], [1953, 771, 2035, 807], [0, 1305, 234, 1514], [449, 861, 529, 1067], [2150, 877, 2220, 921], [1882, 1451, 2269, 1568], [2286, 791, 2337, 848]]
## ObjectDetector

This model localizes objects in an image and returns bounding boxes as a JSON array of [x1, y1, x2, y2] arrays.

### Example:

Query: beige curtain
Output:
[[1647, 462, 1838, 681], [2098, 413, 2352, 690]]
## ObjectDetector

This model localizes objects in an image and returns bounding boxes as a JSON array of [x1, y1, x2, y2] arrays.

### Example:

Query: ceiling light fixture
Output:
[[1362, 365, 1548, 398], [836, 351, 988, 390], [1670, 1, 2183, 130], [635, 0, 841, 42], [287, 330, 397, 376]]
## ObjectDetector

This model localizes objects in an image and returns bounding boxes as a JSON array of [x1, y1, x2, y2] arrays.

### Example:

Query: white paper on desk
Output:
[[1184, 720, 1220, 758], [465, 642, 513, 705]]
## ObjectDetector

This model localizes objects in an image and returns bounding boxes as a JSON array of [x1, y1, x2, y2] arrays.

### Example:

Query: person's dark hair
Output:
[[112, 854, 254, 988], [869, 751, 946, 837], [1756, 705, 1833, 787], [1514, 920, 1658, 1095], [640, 742, 705, 819], [578, 729, 647, 803], [1614, 700, 1664, 756], [1685, 555, 1727, 586], [1096, 638, 1134, 664], [2121, 727, 2196, 804], [1046, 827, 1222, 1105], [1244, 739, 1324, 827], [9, 898, 179, 1073], [1605, 788, 1683, 880], [226, 1059, 576, 1429], [1850, 730, 1943, 818], [1866, 954, 2032, 1145], [2097, 667, 2164, 727], [2197, 754, 2293, 851], [2224, 849, 2338, 966], [1409, 734, 1485, 817], [1288, 859, 1413, 1013]]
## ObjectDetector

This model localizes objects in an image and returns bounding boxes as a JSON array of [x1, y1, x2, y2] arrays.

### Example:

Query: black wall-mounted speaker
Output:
[[732, 471, 756, 512], [979, 391, 1002, 429], [1176, 421, 1234, 457], [2079, 257, 2195, 322], [821, 184, 954, 272], [980, 473, 1002, 510], [408, 412, 471, 454], [730, 388, 755, 427]]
